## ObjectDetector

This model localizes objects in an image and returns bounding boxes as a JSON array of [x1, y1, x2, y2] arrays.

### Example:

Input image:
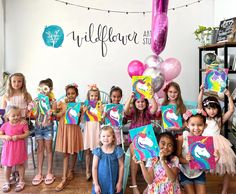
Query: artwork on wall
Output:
[[64, 102, 81, 124], [188, 136, 216, 170], [129, 124, 159, 161]]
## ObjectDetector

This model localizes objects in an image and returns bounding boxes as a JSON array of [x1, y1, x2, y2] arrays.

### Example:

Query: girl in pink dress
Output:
[[134, 132, 181, 194], [198, 85, 236, 194], [124, 92, 158, 194], [0, 106, 29, 192], [83, 84, 102, 181]]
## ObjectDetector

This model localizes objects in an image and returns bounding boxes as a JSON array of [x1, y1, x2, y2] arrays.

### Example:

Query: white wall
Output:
[[4, 0, 215, 102], [0, 0, 5, 81]]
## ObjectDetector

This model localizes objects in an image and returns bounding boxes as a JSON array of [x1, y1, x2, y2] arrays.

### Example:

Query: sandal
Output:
[[15, 182, 25, 192], [2, 182, 10, 193], [55, 179, 67, 192], [9, 173, 16, 185], [32, 174, 44, 186], [129, 185, 140, 194], [44, 174, 56, 185], [86, 172, 92, 181], [67, 170, 74, 181]]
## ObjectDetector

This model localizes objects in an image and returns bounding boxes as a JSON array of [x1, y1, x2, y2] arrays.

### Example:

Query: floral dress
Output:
[[146, 156, 181, 194]]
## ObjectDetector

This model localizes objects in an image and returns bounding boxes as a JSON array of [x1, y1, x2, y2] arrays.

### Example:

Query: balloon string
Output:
[[54, 0, 203, 15]]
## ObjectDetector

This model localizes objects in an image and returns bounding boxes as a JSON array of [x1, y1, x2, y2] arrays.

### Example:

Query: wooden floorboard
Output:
[[0, 152, 236, 193]]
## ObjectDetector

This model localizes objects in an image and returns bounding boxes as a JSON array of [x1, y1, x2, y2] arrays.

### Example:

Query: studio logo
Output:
[[42, 25, 64, 48]]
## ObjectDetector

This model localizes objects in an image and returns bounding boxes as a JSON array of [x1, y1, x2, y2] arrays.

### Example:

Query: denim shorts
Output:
[[35, 125, 53, 141], [179, 171, 206, 186]]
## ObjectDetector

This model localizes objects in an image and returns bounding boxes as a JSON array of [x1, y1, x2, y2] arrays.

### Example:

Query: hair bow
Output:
[[183, 109, 207, 121], [88, 84, 98, 90], [65, 83, 78, 90]]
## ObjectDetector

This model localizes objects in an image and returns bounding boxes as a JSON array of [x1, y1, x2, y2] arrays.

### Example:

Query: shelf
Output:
[[199, 42, 236, 50], [199, 69, 236, 74]]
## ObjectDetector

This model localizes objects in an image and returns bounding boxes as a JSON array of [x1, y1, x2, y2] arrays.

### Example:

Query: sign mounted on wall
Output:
[[217, 17, 236, 42]]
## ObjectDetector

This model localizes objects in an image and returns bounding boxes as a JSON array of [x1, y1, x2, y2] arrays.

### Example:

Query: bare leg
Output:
[[63, 153, 69, 180], [17, 164, 25, 182], [195, 184, 206, 194], [183, 184, 196, 194], [85, 149, 91, 175], [36, 139, 44, 176], [130, 143, 140, 194], [45, 140, 53, 175], [5, 167, 12, 183], [69, 153, 77, 171], [221, 174, 230, 194]]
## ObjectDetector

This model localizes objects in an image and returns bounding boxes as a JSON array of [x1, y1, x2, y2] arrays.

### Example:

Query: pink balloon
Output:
[[160, 58, 181, 81], [127, 60, 146, 78], [151, 0, 169, 56]]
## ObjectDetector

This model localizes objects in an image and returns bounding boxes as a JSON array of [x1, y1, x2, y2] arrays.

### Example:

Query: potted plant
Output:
[[194, 25, 219, 46]]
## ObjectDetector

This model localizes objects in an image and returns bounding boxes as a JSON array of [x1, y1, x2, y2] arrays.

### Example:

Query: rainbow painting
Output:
[[205, 67, 228, 93], [129, 124, 159, 161], [104, 104, 123, 127], [64, 102, 81, 124], [161, 105, 182, 130], [38, 93, 50, 115], [132, 76, 152, 99], [188, 136, 216, 170], [84, 100, 102, 122]]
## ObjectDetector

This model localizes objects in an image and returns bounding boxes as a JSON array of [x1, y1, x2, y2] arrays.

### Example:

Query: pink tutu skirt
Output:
[[212, 135, 236, 175]]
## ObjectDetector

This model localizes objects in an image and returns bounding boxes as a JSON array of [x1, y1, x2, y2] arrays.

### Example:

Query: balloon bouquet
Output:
[[127, 0, 181, 106]]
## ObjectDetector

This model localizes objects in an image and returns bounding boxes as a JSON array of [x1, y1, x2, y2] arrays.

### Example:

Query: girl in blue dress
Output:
[[92, 126, 124, 194]]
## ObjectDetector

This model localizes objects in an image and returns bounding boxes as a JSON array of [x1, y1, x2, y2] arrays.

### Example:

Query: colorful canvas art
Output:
[[132, 76, 152, 99], [129, 124, 160, 161], [84, 100, 102, 122], [205, 68, 228, 93], [38, 93, 50, 115], [104, 104, 124, 127], [188, 136, 216, 170], [0, 109, 5, 127], [161, 105, 182, 130], [64, 102, 81, 124]]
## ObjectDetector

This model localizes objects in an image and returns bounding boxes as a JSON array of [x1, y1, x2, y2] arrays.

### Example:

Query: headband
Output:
[[65, 83, 78, 90], [203, 99, 220, 107], [88, 84, 98, 90], [183, 109, 207, 121]]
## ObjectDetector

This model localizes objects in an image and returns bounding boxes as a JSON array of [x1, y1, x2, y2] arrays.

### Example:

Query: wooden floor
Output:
[[0, 152, 236, 194]]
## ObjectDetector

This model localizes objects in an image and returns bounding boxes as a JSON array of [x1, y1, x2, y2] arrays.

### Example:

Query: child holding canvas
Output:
[[198, 85, 236, 194], [133, 132, 181, 194], [162, 82, 186, 135], [124, 92, 157, 194], [54, 83, 84, 191]]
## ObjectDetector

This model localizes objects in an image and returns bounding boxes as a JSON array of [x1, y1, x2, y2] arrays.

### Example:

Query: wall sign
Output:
[[217, 17, 236, 42]]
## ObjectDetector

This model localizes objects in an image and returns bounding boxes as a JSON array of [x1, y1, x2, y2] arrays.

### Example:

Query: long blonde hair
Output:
[[5, 73, 30, 102], [162, 81, 186, 115]]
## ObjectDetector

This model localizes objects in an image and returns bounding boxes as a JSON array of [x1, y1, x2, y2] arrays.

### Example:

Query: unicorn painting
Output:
[[161, 105, 182, 130], [188, 136, 216, 170], [64, 102, 81, 124], [0, 109, 5, 127], [104, 104, 123, 127], [132, 76, 152, 99], [38, 93, 50, 115], [84, 100, 102, 122], [129, 124, 160, 161], [205, 68, 228, 93]]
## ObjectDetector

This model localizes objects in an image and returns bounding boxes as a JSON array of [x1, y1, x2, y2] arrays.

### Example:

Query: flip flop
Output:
[[32, 175, 44, 186], [44, 174, 56, 185]]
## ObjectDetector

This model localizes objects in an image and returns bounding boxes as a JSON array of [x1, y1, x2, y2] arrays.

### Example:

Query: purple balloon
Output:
[[160, 58, 181, 81], [128, 60, 146, 78], [151, 0, 169, 56]]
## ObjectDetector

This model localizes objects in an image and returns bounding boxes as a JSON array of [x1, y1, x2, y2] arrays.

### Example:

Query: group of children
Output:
[[0, 72, 235, 194]]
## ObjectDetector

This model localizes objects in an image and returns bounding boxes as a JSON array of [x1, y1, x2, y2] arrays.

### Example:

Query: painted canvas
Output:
[[104, 104, 124, 127], [0, 109, 5, 127], [64, 102, 81, 124], [205, 67, 228, 93], [188, 136, 216, 170], [132, 76, 152, 99], [84, 100, 102, 122], [161, 105, 182, 130], [129, 124, 160, 161], [38, 93, 50, 115]]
